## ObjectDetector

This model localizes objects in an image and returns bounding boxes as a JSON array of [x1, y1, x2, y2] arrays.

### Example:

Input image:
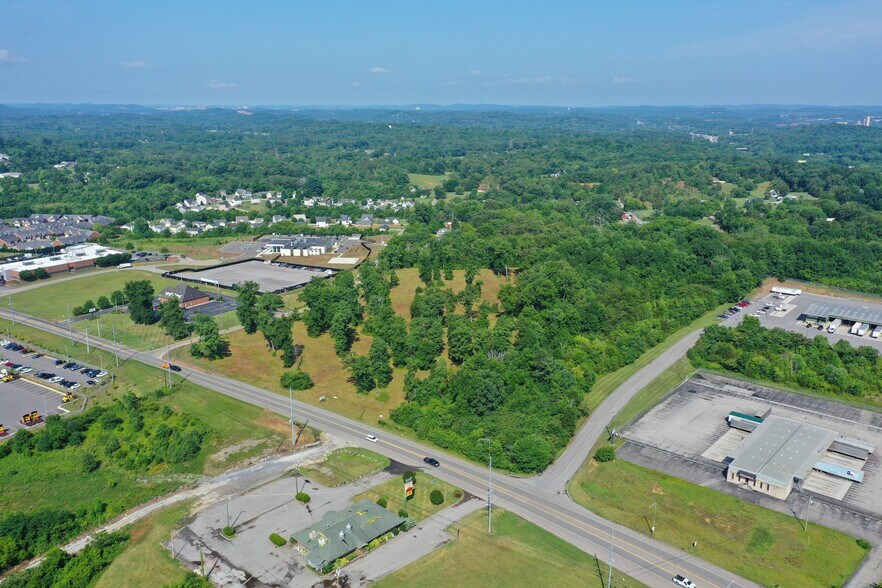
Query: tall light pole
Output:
[[66, 302, 73, 343], [649, 502, 658, 534], [111, 325, 119, 367], [7, 292, 14, 326], [289, 388, 296, 449], [85, 329, 90, 353], [165, 343, 172, 389], [479, 437, 493, 533], [804, 495, 813, 532], [607, 528, 615, 588]]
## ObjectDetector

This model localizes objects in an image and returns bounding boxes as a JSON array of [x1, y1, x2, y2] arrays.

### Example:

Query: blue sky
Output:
[[1, 0, 881, 106]]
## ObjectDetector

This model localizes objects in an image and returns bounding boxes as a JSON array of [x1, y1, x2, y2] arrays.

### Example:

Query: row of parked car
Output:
[[0, 340, 106, 388], [34, 371, 82, 389], [719, 300, 752, 319]]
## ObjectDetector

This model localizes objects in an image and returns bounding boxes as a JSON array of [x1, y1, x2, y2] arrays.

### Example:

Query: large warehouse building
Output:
[[0, 244, 122, 282], [726, 415, 874, 499], [802, 301, 882, 328]]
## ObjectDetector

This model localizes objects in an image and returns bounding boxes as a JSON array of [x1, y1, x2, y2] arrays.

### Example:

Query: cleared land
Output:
[[407, 173, 448, 189], [297, 447, 390, 487], [10, 270, 179, 322], [376, 509, 647, 588], [107, 236, 246, 260], [353, 471, 461, 522]]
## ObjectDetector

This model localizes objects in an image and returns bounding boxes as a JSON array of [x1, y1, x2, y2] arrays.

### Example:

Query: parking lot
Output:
[[173, 259, 331, 293], [719, 291, 882, 353], [0, 338, 107, 439]]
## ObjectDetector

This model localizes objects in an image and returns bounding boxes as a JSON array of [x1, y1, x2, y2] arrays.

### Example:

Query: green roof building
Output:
[[291, 499, 405, 571]]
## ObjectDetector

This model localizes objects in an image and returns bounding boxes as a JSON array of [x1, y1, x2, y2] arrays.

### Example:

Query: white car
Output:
[[70, 383, 81, 389], [365, 434, 379, 443], [19, 367, 33, 373], [50, 376, 64, 384], [673, 576, 696, 588]]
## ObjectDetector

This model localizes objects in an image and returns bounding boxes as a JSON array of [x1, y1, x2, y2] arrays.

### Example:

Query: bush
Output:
[[280, 370, 314, 390], [376, 497, 387, 508], [392, 526, 400, 536], [81, 452, 100, 473], [269, 533, 287, 547], [296, 492, 311, 503], [397, 509, 408, 518], [594, 446, 616, 462], [222, 526, 235, 538], [402, 470, 416, 483], [857, 538, 872, 550], [429, 489, 444, 505]]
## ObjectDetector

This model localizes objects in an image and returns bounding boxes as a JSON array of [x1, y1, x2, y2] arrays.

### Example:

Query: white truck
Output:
[[118, 262, 132, 269], [850, 322, 863, 335], [872, 326, 882, 339], [858, 323, 869, 337], [828, 319, 842, 333]]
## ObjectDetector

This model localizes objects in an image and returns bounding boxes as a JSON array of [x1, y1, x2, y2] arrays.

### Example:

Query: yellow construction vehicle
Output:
[[2, 373, 18, 382], [62, 393, 77, 403], [19, 411, 42, 427], [0, 424, 7, 437]]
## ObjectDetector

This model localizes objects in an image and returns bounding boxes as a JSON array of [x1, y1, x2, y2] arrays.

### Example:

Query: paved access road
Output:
[[0, 306, 754, 588]]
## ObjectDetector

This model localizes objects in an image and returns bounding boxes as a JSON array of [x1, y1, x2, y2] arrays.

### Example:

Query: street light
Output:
[[648, 502, 658, 534], [479, 437, 493, 533], [804, 495, 814, 532]]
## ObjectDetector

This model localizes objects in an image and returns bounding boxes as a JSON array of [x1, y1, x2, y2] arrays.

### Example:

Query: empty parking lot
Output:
[[172, 260, 331, 293]]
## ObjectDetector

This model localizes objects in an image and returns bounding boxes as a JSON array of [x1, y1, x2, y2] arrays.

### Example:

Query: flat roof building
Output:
[[802, 301, 882, 327], [0, 244, 121, 282]]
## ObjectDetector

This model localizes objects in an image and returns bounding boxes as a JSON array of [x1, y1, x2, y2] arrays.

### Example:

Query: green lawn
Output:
[[376, 509, 647, 588], [72, 311, 174, 351], [107, 236, 244, 260], [298, 447, 390, 487], [750, 180, 771, 199], [407, 173, 448, 189], [10, 270, 179, 322], [569, 459, 866, 588], [93, 500, 195, 588], [354, 472, 461, 522]]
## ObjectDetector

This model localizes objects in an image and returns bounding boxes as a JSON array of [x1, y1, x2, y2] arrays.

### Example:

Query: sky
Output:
[[1, 0, 881, 107]]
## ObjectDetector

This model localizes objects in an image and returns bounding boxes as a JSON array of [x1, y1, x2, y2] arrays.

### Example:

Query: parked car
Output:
[[19, 367, 32, 373], [86, 380, 97, 386], [50, 376, 64, 384], [423, 457, 441, 467], [54, 359, 65, 366], [32, 353, 42, 359]]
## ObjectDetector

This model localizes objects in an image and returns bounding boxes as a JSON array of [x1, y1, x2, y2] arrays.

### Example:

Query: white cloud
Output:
[[370, 66, 390, 74], [207, 80, 235, 89], [350, 81, 362, 87], [508, 75, 579, 85], [0, 49, 31, 64], [612, 76, 641, 85], [122, 61, 149, 70], [468, 69, 482, 75]]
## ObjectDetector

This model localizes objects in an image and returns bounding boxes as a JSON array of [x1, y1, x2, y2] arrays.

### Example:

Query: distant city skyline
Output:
[[2, 0, 881, 106]]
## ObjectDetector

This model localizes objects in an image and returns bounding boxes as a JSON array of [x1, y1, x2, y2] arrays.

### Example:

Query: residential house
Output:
[[158, 284, 211, 309]]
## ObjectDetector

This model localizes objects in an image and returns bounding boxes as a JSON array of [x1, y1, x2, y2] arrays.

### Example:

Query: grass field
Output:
[[581, 302, 728, 414], [408, 173, 448, 189], [10, 270, 179, 322], [750, 180, 771, 199], [171, 320, 409, 428], [354, 472, 461, 522], [93, 500, 195, 588], [377, 509, 647, 588], [107, 236, 246, 260], [569, 459, 866, 587], [389, 268, 507, 318], [298, 447, 390, 487], [72, 310, 175, 351]]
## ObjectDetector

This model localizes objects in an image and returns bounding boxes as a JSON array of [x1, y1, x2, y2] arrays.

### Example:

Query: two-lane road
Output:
[[0, 307, 755, 588]]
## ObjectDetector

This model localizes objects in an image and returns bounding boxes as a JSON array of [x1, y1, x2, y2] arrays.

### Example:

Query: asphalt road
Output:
[[0, 306, 755, 588]]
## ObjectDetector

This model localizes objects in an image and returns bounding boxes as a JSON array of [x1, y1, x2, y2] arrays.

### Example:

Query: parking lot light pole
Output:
[[804, 496, 813, 532], [649, 502, 658, 534], [7, 292, 14, 326]]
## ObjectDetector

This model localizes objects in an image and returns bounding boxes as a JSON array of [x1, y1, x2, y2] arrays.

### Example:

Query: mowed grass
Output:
[[298, 447, 390, 487], [389, 268, 507, 318], [72, 311, 174, 352], [569, 459, 866, 588], [376, 509, 647, 588], [93, 499, 195, 588], [407, 173, 448, 189], [10, 270, 179, 322], [107, 236, 245, 260], [171, 320, 408, 428], [581, 302, 729, 414], [354, 472, 461, 522]]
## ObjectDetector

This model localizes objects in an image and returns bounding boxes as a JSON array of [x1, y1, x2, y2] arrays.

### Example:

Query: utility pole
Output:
[[479, 437, 493, 533], [607, 528, 615, 588], [7, 292, 14, 326], [66, 302, 73, 343], [289, 388, 296, 449], [165, 343, 172, 389], [649, 502, 658, 534], [96, 316, 101, 338], [85, 329, 90, 353], [111, 325, 119, 367], [225, 496, 231, 529], [804, 496, 813, 532]]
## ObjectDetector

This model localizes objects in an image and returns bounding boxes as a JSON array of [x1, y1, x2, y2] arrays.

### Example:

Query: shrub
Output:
[[857, 538, 872, 550], [392, 526, 400, 536], [397, 509, 408, 518], [222, 526, 235, 538], [376, 497, 387, 508], [280, 370, 314, 390], [429, 489, 444, 505], [594, 446, 616, 462], [269, 533, 287, 547], [402, 471, 416, 483], [296, 492, 311, 503], [81, 452, 100, 473]]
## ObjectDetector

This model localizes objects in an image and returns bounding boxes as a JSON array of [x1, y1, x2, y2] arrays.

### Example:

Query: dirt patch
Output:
[[209, 439, 265, 463]]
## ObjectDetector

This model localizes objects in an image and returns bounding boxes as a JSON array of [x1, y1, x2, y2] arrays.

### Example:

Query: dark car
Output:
[[54, 359, 65, 366], [86, 380, 97, 386], [423, 457, 441, 467], [168, 364, 182, 372]]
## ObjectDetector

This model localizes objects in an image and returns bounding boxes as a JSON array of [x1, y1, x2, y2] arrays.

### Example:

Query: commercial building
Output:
[[0, 244, 122, 282], [726, 415, 873, 499], [290, 499, 405, 571], [262, 235, 342, 257], [158, 284, 211, 309], [802, 301, 882, 328]]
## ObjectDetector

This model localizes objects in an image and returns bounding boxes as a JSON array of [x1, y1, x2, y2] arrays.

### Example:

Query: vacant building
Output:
[[159, 284, 211, 309], [290, 499, 404, 571]]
